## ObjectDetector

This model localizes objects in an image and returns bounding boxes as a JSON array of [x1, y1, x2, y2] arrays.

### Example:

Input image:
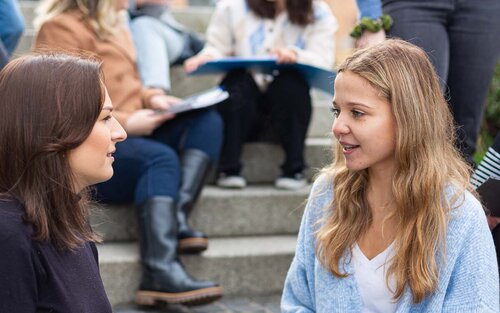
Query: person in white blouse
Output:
[[185, 0, 337, 190]]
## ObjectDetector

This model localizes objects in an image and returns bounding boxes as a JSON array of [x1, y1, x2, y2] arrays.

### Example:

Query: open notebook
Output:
[[156, 87, 229, 114]]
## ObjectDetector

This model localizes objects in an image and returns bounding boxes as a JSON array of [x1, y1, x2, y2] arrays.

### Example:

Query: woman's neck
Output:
[[366, 171, 395, 222], [275, 0, 286, 14]]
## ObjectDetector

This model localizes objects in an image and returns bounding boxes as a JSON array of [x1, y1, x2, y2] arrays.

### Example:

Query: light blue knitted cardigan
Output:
[[282, 175, 499, 313]]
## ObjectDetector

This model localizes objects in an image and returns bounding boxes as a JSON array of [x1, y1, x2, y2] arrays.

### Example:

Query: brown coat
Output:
[[34, 10, 163, 126]]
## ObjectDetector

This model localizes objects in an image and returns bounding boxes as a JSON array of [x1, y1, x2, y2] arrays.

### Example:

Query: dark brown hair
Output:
[[246, 0, 313, 26], [0, 53, 105, 250]]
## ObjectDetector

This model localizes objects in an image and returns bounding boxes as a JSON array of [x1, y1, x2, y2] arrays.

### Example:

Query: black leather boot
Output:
[[135, 196, 223, 306], [177, 149, 211, 254]]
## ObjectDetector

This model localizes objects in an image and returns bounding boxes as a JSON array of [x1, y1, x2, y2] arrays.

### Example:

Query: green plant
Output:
[[474, 60, 500, 163], [485, 61, 500, 133]]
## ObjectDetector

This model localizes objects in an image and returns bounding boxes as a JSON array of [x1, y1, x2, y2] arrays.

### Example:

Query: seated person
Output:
[[185, 0, 338, 190], [34, 0, 224, 306], [129, 0, 204, 92]]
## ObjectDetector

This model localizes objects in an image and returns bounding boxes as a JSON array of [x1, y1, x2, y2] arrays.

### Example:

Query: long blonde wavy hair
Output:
[[35, 0, 124, 39], [316, 39, 473, 303]]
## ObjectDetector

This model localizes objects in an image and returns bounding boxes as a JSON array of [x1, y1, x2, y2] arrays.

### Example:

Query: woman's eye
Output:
[[352, 110, 364, 118], [103, 115, 112, 122], [330, 107, 340, 117]]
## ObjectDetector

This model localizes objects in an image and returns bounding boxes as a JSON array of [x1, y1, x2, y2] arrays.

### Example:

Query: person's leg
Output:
[[130, 16, 184, 91], [94, 137, 181, 204], [472, 134, 500, 188], [94, 137, 222, 305], [0, 0, 24, 55], [265, 68, 311, 188], [384, 1, 451, 89], [151, 109, 223, 253], [445, 0, 500, 160], [152, 108, 223, 162], [216, 70, 261, 182]]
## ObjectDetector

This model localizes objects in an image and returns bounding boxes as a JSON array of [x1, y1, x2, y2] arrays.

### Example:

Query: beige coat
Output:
[[34, 10, 163, 126]]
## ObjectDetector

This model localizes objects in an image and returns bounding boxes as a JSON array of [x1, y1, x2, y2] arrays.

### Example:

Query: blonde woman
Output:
[[34, 0, 223, 306], [281, 39, 499, 312]]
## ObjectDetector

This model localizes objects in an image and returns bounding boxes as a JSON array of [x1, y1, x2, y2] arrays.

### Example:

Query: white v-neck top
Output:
[[352, 242, 397, 313]]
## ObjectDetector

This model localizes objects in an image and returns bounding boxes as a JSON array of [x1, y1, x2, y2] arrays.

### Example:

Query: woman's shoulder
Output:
[[447, 188, 483, 222], [312, 0, 334, 20], [445, 188, 489, 244], [39, 10, 88, 34], [0, 198, 33, 244], [43, 9, 83, 25], [304, 173, 335, 222]]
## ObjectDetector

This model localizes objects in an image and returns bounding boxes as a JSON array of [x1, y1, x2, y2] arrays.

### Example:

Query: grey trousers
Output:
[[383, 0, 500, 162]]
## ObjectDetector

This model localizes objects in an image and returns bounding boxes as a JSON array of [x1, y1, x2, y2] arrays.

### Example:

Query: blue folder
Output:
[[189, 57, 336, 94]]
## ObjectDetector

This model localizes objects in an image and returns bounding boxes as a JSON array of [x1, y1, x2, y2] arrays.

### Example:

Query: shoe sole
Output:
[[178, 237, 208, 254], [216, 183, 246, 189], [274, 182, 308, 190], [136, 286, 223, 306]]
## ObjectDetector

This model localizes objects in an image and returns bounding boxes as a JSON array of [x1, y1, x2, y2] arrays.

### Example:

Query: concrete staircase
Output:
[[17, 1, 335, 307]]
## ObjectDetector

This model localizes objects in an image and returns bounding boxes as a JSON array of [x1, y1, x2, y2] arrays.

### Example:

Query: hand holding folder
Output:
[[154, 87, 229, 114], [189, 57, 336, 94]]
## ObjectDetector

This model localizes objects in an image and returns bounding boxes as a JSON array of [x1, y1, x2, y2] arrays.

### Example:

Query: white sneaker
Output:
[[216, 175, 247, 189], [275, 173, 308, 190]]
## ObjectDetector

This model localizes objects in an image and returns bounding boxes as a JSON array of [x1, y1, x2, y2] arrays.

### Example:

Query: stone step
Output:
[[91, 185, 309, 241], [91, 137, 332, 241], [238, 138, 333, 183], [98, 235, 297, 306]]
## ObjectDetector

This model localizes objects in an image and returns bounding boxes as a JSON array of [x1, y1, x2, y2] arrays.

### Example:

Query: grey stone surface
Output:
[[169, 6, 214, 34], [114, 294, 281, 313], [91, 186, 309, 241], [97, 237, 296, 306], [240, 138, 333, 183]]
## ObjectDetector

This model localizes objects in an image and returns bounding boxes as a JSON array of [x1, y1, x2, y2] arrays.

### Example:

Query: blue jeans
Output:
[[95, 109, 223, 205], [130, 16, 184, 91], [0, 0, 24, 55], [384, 0, 500, 161]]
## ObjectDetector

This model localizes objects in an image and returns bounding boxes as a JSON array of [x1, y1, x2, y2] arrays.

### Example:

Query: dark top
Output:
[[0, 198, 112, 313]]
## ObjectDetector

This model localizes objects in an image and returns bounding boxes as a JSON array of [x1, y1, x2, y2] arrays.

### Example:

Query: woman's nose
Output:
[[332, 115, 349, 138], [112, 118, 127, 142]]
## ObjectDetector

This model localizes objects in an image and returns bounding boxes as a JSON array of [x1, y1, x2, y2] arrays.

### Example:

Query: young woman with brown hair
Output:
[[0, 53, 126, 312], [281, 39, 499, 312], [35, 0, 224, 306]]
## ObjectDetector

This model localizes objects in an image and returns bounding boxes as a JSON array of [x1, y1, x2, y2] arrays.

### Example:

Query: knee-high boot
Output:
[[177, 149, 211, 254], [135, 196, 223, 306]]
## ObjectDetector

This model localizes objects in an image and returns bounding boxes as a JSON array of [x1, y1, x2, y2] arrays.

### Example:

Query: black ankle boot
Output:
[[135, 196, 223, 306], [177, 149, 211, 254]]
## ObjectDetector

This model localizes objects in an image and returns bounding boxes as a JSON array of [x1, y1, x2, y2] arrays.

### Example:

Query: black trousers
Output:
[[384, 0, 500, 163], [217, 69, 312, 177]]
